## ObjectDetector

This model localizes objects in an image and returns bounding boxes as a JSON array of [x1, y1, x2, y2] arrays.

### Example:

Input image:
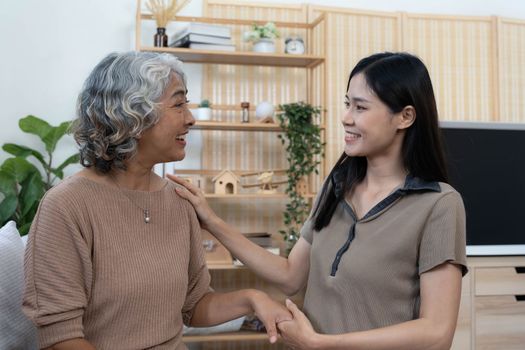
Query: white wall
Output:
[[1, 0, 524, 176]]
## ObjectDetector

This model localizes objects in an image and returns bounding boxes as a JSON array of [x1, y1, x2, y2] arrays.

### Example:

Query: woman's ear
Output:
[[397, 105, 416, 130]]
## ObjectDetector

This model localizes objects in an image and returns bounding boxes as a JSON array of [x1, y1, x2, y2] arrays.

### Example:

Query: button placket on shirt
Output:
[[329, 190, 406, 277]]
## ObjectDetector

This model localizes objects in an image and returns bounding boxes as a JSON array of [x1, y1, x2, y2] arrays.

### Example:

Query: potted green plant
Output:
[[276, 102, 323, 253], [197, 99, 212, 120], [0, 115, 79, 235], [243, 22, 280, 53]]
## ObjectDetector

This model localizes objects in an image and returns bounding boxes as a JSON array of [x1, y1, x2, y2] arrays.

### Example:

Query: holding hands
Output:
[[249, 291, 293, 344], [278, 299, 320, 349]]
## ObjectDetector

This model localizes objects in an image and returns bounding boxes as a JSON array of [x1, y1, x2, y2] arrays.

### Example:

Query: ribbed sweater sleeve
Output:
[[182, 207, 211, 325], [22, 187, 92, 348]]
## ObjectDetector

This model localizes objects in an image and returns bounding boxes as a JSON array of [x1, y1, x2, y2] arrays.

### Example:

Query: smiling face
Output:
[[342, 73, 409, 161], [137, 73, 195, 165]]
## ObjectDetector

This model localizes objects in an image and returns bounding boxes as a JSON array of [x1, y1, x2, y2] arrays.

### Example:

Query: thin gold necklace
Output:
[[110, 172, 152, 224]]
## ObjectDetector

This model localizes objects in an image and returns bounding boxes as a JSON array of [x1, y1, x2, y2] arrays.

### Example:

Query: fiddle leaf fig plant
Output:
[[277, 102, 323, 252], [0, 115, 79, 235]]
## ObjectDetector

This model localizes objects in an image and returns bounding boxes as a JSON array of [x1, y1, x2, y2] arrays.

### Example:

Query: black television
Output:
[[440, 121, 525, 256]]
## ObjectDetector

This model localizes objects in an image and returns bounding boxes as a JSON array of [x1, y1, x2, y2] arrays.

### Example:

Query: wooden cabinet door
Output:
[[475, 295, 525, 350]]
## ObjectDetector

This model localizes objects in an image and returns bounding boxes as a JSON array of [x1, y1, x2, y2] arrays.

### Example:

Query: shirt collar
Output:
[[400, 174, 441, 193], [331, 168, 441, 198]]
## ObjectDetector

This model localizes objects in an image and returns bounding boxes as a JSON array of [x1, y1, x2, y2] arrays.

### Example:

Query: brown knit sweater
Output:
[[22, 176, 211, 350]]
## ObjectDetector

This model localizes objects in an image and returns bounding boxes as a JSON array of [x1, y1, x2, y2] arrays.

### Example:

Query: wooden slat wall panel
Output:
[[499, 18, 525, 122], [310, 7, 399, 170], [403, 15, 494, 122]]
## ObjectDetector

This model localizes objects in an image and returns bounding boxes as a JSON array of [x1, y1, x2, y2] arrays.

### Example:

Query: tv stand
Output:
[[452, 256, 525, 349]]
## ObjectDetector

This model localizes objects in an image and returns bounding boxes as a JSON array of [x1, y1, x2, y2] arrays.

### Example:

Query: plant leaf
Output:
[[19, 115, 52, 142], [50, 169, 64, 180], [0, 169, 17, 196], [43, 121, 71, 153], [2, 143, 47, 168], [19, 172, 45, 218], [54, 153, 80, 174], [18, 222, 33, 236], [0, 194, 18, 224], [1, 157, 39, 184]]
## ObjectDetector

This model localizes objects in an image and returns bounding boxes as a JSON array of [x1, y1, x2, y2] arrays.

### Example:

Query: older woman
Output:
[[22, 51, 291, 350]]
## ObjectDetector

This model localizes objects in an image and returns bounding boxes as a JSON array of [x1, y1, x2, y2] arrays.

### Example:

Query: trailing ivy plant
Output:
[[277, 102, 323, 252], [0, 115, 79, 235]]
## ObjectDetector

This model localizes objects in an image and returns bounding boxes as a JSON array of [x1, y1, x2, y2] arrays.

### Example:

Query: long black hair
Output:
[[312, 52, 448, 231]]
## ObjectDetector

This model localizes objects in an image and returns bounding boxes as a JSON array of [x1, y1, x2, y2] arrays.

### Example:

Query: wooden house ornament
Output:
[[212, 170, 240, 194]]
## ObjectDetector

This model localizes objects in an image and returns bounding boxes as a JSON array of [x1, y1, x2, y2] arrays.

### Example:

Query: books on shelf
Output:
[[188, 43, 236, 52], [171, 22, 232, 43], [171, 33, 233, 47], [170, 22, 235, 52]]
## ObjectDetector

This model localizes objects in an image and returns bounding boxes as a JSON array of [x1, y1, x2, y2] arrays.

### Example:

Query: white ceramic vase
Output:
[[197, 107, 212, 120], [253, 38, 275, 53]]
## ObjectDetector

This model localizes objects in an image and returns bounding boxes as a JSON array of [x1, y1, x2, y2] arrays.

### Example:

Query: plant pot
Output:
[[197, 107, 212, 120], [253, 39, 275, 53]]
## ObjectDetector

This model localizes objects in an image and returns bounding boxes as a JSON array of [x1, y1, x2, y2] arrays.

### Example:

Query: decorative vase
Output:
[[197, 107, 212, 120], [252, 38, 275, 53], [154, 27, 168, 47]]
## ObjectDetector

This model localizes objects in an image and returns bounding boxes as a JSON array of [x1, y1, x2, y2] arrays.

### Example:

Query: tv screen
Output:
[[440, 121, 525, 256]]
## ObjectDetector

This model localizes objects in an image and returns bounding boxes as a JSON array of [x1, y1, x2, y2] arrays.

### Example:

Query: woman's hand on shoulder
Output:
[[248, 290, 293, 344], [167, 174, 217, 229]]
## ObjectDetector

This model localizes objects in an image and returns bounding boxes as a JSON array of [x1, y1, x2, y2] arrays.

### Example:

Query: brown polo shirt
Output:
[[300, 175, 467, 334]]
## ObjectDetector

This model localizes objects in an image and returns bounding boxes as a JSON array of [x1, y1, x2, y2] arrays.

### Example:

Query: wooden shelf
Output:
[[192, 121, 324, 132], [142, 14, 316, 30], [207, 263, 243, 270], [183, 330, 268, 343], [174, 169, 287, 176], [193, 121, 282, 132], [140, 47, 324, 68]]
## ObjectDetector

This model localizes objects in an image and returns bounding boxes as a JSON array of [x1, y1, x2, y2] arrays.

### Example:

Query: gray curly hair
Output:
[[72, 51, 186, 173]]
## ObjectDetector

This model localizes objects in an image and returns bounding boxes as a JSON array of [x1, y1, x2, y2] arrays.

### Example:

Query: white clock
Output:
[[285, 37, 305, 55]]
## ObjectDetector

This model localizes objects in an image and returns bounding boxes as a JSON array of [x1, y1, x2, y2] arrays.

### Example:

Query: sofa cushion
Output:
[[0, 221, 37, 349]]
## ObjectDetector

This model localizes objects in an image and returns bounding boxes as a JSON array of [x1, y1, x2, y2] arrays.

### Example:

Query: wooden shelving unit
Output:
[[136, 2, 325, 348]]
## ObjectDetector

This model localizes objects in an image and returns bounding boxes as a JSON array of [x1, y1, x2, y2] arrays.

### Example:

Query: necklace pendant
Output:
[[144, 209, 151, 224]]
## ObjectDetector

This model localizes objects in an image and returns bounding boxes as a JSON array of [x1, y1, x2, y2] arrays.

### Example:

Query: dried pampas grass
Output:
[[146, 0, 190, 28]]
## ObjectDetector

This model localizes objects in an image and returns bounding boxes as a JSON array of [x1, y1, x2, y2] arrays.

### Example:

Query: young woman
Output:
[[170, 52, 467, 349], [22, 51, 291, 350]]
